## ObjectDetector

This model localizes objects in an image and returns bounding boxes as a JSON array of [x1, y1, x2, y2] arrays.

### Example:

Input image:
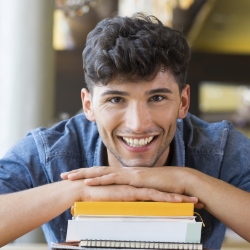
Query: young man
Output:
[[0, 13, 250, 249]]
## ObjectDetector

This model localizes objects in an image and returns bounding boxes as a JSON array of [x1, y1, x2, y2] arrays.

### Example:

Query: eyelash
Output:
[[149, 95, 166, 102], [108, 95, 167, 104], [109, 97, 124, 104]]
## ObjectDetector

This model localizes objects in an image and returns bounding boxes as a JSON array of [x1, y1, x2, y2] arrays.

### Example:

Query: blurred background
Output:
[[0, 0, 250, 249]]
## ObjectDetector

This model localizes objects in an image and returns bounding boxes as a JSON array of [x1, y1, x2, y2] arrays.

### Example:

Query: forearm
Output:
[[0, 179, 80, 247], [185, 168, 250, 242], [65, 166, 250, 241]]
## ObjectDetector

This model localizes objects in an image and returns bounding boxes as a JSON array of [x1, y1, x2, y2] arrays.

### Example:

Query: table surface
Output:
[[2, 243, 250, 250]]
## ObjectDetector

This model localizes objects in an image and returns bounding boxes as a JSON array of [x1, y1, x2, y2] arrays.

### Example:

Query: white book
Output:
[[66, 216, 202, 243]]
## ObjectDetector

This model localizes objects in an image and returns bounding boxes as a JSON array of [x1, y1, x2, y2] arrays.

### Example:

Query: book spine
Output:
[[71, 202, 194, 217]]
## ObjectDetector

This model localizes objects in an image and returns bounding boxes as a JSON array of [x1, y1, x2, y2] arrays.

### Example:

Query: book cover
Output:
[[71, 201, 194, 217], [66, 216, 202, 243]]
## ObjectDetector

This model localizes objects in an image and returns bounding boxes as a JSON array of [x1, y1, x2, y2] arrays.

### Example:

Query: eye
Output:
[[149, 95, 165, 102], [109, 97, 124, 104]]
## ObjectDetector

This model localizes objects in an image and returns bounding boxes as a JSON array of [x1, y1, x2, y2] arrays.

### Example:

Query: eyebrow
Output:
[[145, 88, 173, 95], [101, 90, 129, 97], [100, 88, 173, 97]]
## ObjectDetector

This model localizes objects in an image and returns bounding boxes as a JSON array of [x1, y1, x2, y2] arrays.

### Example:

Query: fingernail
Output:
[[60, 172, 68, 178], [190, 196, 198, 200], [61, 171, 68, 175]]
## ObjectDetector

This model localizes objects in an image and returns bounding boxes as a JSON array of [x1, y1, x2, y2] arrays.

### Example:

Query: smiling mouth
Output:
[[121, 136, 155, 147]]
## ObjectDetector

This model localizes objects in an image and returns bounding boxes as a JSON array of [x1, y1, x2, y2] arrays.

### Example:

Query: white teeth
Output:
[[122, 136, 154, 147], [123, 138, 129, 144], [139, 139, 144, 146]]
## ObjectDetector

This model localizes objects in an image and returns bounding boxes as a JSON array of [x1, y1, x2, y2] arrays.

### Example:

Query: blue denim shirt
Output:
[[1, 113, 250, 249]]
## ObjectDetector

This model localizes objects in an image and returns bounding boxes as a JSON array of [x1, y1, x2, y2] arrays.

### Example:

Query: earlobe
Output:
[[81, 88, 95, 121], [178, 84, 190, 119]]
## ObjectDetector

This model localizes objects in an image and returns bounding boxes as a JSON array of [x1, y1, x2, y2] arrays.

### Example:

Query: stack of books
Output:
[[51, 201, 203, 250]]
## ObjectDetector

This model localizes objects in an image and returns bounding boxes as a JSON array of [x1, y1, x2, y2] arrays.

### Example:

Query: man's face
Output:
[[82, 71, 189, 168]]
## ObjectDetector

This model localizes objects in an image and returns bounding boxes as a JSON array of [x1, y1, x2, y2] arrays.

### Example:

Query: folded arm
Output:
[[0, 171, 197, 247], [62, 166, 250, 242]]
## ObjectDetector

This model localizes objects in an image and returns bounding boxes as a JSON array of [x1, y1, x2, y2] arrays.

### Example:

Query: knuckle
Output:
[[109, 172, 118, 178], [165, 193, 176, 201], [147, 188, 156, 196], [134, 169, 144, 178], [129, 170, 144, 187], [94, 166, 104, 173], [83, 194, 92, 201], [82, 188, 93, 201], [140, 188, 156, 200], [99, 177, 107, 185]]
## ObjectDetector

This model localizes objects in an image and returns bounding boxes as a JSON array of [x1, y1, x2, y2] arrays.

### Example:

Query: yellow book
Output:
[[71, 202, 194, 217]]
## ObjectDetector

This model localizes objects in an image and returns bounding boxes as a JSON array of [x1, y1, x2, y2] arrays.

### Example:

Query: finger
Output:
[[131, 188, 182, 202], [161, 194, 199, 203], [83, 185, 182, 202], [60, 169, 84, 179], [135, 190, 201, 204], [84, 173, 126, 186], [61, 167, 107, 180], [68, 166, 115, 180], [60, 172, 69, 179], [180, 196, 198, 204], [81, 184, 198, 203], [194, 202, 205, 209]]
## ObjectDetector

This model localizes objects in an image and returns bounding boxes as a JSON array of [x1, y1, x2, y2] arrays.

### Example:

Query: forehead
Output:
[[93, 71, 179, 94]]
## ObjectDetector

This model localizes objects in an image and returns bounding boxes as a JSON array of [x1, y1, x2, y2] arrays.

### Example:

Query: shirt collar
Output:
[[170, 119, 185, 166]]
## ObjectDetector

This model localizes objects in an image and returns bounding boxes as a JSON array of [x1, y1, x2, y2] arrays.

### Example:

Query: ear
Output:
[[178, 84, 190, 119], [81, 88, 95, 122]]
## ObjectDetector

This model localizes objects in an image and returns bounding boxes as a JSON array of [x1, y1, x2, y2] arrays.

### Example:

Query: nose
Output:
[[125, 102, 152, 133]]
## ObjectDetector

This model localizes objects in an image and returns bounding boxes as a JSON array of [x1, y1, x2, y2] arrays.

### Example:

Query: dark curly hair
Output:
[[82, 13, 190, 93]]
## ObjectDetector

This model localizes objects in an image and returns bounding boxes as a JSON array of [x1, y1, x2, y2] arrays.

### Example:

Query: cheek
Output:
[[99, 107, 125, 127], [152, 110, 178, 135], [153, 109, 177, 124], [94, 111, 120, 136], [93, 106, 111, 122]]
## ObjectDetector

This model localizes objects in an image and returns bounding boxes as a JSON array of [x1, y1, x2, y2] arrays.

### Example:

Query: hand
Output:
[[62, 167, 204, 207], [62, 166, 188, 194], [78, 182, 194, 203]]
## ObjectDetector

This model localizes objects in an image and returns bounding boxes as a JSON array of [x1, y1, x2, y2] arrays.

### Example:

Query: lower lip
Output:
[[120, 137, 157, 153]]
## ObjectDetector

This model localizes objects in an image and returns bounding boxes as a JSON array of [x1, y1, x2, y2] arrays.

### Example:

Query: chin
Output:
[[120, 160, 156, 168]]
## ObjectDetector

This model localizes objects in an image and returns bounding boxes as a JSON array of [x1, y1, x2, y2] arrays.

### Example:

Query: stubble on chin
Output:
[[104, 120, 177, 168]]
